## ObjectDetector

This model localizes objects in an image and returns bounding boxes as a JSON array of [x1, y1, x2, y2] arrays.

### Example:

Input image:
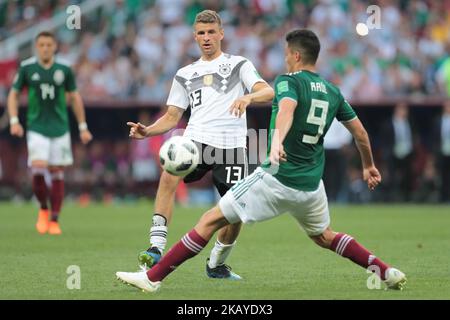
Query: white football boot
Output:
[[116, 271, 161, 293], [384, 267, 407, 290]]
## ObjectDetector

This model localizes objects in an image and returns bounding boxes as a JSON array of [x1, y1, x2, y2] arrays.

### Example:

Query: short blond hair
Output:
[[194, 10, 222, 27]]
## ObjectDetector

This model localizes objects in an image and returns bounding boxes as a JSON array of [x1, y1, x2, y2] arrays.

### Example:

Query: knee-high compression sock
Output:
[[147, 229, 208, 282], [50, 171, 65, 222], [330, 233, 390, 280], [32, 168, 48, 210]]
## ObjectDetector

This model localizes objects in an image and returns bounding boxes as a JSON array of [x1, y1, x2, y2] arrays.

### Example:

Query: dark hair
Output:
[[194, 10, 222, 28], [285, 29, 320, 65], [35, 31, 56, 41]]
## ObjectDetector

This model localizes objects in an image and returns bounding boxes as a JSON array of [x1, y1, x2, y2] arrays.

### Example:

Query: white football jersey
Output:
[[166, 52, 266, 149]]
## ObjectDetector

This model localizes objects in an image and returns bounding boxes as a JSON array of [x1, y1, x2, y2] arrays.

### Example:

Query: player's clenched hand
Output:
[[80, 129, 93, 145], [127, 122, 148, 139], [269, 144, 287, 165], [363, 166, 381, 190], [10, 123, 24, 138], [229, 95, 252, 118]]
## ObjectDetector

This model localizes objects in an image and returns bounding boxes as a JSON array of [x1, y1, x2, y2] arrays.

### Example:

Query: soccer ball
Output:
[[159, 136, 199, 177]]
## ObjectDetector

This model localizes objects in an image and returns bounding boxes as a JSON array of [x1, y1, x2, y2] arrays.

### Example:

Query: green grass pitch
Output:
[[0, 202, 449, 300]]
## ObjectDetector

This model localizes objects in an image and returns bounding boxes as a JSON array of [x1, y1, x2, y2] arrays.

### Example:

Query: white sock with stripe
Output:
[[208, 240, 236, 268], [149, 214, 167, 254]]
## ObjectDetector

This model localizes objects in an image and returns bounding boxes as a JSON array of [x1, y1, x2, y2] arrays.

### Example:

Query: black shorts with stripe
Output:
[[183, 142, 248, 196]]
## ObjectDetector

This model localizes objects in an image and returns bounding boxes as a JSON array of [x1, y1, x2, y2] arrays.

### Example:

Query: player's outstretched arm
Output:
[[7, 89, 24, 138], [269, 98, 297, 165], [127, 105, 184, 139], [343, 118, 381, 190], [69, 91, 92, 145], [229, 82, 274, 117]]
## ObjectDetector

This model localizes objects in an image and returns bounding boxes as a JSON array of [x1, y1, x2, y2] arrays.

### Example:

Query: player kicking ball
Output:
[[127, 10, 273, 280], [117, 29, 406, 292], [8, 31, 92, 235]]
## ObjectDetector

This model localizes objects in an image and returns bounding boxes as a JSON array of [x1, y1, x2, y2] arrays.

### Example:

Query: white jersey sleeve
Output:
[[240, 60, 266, 92], [169, 53, 268, 149], [166, 76, 189, 110]]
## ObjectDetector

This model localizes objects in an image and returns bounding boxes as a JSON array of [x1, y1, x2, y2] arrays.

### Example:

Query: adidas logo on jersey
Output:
[[31, 73, 40, 81]]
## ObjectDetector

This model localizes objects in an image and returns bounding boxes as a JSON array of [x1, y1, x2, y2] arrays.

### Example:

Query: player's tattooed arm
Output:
[[127, 105, 184, 139], [229, 82, 274, 117], [343, 118, 381, 190]]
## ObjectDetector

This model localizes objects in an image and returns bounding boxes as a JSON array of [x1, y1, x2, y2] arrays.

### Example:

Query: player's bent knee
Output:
[[48, 166, 64, 173], [310, 229, 335, 249], [196, 206, 229, 237], [31, 160, 48, 169], [159, 171, 181, 190], [310, 235, 329, 249], [217, 222, 242, 244], [226, 222, 242, 235]]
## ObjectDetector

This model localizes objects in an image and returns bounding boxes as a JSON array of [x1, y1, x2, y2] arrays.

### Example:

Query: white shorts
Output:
[[27, 131, 73, 166], [219, 167, 330, 236]]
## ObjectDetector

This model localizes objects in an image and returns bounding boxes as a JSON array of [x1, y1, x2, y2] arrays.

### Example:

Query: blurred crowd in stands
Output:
[[323, 101, 450, 204], [0, 0, 449, 204], [1, 102, 450, 204], [1, 0, 450, 101]]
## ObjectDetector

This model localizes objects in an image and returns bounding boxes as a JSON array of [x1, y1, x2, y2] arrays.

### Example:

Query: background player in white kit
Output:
[[127, 10, 274, 279], [117, 29, 406, 293]]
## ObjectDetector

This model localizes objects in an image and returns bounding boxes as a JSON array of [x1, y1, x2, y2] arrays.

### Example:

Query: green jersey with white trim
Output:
[[261, 70, 357, 191], [12, 57, 77, 137]]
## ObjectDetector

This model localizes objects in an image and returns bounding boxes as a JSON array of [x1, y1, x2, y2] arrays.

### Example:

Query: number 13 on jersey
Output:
[[302, 98, 329, 144], [190, 89, 202, 108]]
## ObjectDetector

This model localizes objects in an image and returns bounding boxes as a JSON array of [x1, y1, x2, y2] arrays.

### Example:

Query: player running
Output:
[[126, 10, 274, 279], [8, 31, 92, 235], [117, 29, 406, 292]]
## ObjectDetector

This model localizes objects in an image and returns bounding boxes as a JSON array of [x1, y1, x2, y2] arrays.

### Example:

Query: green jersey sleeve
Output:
[[336, 97, 357, 122], [12, 65, 26, 91], [274, 75, 299, 102], [65, 67, 77, 92]]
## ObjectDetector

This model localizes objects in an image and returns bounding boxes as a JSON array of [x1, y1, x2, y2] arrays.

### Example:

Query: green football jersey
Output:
[[261, 70, 357, 191], [12, 57, 77, 137]]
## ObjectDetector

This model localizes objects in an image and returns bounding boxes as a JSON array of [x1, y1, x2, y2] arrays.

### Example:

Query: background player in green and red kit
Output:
[[7, 31, 92, 235], [116, 29, 406, 292]]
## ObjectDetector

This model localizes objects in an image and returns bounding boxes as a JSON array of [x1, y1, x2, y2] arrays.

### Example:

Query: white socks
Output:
[[208, 240, 236, 268], [149, 214, 167, 254]]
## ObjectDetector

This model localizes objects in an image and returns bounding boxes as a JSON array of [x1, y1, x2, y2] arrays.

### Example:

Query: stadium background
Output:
[[0, 0, 449, 205], [0, 0, 450, 301]]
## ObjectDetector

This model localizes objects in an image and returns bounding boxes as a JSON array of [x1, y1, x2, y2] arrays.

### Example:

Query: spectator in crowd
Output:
[[432, 101, 450, 202], [1, 0, 450, 204], [412, 155, 439, 203], [323, 119, 353, 202], [65, 142, 92, 205], [130, 111, 161, 197], [382, 102, 417, 202], [347, 166, 372, 203], [87, 141, 109, 201], [1, 0, 449, 102], [436, 44, 450, 97], [111, 140, 132, 198]]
